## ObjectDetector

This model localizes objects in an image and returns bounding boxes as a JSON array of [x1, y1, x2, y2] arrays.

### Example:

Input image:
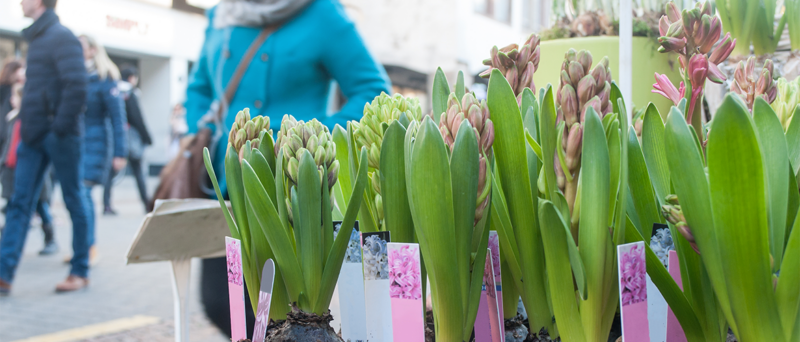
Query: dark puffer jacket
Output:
[[20, 9, 87, 143], [82, 73, 127, 184]]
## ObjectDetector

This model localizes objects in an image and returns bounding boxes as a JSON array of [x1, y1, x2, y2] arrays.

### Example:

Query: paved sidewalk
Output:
[[0, 178, 228, 342]]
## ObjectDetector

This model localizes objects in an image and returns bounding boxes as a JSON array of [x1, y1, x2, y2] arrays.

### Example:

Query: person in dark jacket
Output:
[[0, 0, 91, 295], [77, 34, 127, 263], [103, 65, 151, 215], [0, 82, 59, 256]]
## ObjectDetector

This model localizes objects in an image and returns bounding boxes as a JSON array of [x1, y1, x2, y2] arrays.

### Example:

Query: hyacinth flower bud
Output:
[[506, 65, 519, 92], [577, 75, 597, 106], [555, 154, 566, 189], [481, 120, 495, 153], [517, 44, 531, 67], [666, 1, 681, 22], [582, 97, 603, 122], [561, 85, 579, 126], [699, 17, 721, 54], [709, 33, 735, 64], [659, 16, 670, 36], [666, 21, 685, 38], [568, 61, 586, 86], [591, 62, 608, 85], [565, 123, 582, 171], [576, 50, 592, 73], [652, 73, 683, 106], [682, 9, 700, 37], [658, 36, 687, 53], [598, 82, 611, 108], [688, 54, 709, 89]]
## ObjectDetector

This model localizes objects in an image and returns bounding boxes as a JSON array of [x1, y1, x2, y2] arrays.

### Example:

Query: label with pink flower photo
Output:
[[617, 241, 650, 342], [488, 230, 504, 336], [225, 237, 247, 342], [362, 231, 392, 341], [475, 249, 503, 342], [387, 243, 423, 342]]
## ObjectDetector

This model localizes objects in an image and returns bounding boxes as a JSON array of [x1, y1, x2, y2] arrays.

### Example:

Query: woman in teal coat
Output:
[[187, 0, 390, 336], [185, 0, 391, 192]]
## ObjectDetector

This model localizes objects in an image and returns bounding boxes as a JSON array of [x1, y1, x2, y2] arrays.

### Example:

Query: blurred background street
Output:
[[0, 178, 227, 342]]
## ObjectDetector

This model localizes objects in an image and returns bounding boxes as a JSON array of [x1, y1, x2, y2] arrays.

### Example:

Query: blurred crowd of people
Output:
[[0, 0, 157, 295]]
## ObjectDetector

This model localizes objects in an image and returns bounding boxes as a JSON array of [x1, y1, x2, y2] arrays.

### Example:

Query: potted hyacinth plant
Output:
[[203, 112, 370, 342]]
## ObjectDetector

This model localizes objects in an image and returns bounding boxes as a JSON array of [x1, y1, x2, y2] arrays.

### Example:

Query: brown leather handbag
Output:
[[148, 26, 276, 212]]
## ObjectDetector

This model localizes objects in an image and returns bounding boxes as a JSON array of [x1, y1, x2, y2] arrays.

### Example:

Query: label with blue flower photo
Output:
[[361, 231, 393, 341], [333, 221, 367, 342]]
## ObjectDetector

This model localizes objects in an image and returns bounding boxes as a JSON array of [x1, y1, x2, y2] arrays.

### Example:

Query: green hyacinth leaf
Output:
[[642, 103, 670, 205], [406, 117, 462, 341], [451, 119, 480, 311], [381, 121, 414, 243], [296, 151, 323, 307], [753, 98, 790, 270], [539, 85, 559, 202], [664, 108, 737, 335], [249, 150, 276, 208], [786, 106, 800, 177], [578, 106, 611, 342], [203, 148, 240, 240], [707, 95, 784, 341], [432, 67, 451, 124], [520, 87, 536, 121], [627, 127, 662, 235], [487, 69, 549, 331], [777, 208, 800, 340], [333, 125, 352, 208], [242, 160, 306, 304], [455, 70, 466, 102], [539, 199, 586, 342]]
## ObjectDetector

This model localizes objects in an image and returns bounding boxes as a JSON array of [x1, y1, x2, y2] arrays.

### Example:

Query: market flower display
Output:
[[620, 244, 646, 306], [226, 239, 243, 286], [388, 245, 422, 300]]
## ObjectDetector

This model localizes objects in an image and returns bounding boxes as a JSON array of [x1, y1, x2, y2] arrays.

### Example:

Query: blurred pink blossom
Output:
[[620, 244, 646, 306], [226, 240, 243, 286]]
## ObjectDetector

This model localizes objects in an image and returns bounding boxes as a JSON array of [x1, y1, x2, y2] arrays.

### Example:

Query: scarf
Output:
[[213, 0, 314, 29]]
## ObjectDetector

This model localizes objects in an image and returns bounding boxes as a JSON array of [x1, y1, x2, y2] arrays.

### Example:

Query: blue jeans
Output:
[[83, 183, 96, 248], [36, 200, 52, 227], [0, 133, 90, 282]]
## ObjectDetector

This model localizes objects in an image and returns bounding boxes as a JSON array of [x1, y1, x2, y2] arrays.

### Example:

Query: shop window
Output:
[[474, 0, 512, 24]]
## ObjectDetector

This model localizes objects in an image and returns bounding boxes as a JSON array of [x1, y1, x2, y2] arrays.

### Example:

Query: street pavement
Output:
[[0, 177, 229, 342]]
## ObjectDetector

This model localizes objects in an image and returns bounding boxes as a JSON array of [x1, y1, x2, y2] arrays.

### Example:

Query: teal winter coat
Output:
[[185, 0, 391, 192]]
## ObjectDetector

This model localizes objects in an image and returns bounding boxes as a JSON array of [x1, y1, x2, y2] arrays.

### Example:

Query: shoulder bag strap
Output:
[[217, 25, 278, 121]]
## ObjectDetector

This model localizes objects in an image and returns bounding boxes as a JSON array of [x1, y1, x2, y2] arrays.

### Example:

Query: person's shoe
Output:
[[55, 275, 89, 293], [39, 240, 59, 256], [0, 279, 10, 296], [63, 246, 99, 265], [103, 207, 117, 216]]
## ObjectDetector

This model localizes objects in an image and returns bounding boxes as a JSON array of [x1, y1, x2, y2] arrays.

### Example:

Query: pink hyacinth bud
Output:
[[652, 73, 683, 106], [666, 2, 681, 23], [560, 85, 579, 126], [707, 62, 725, 84], [568, 61, 585, 85], [709, 33, 735, 64], [577, 75, 597, 106], [565, 123, 582, 171], [577, 50, 592, 72], [699, 17, 722, 54], [688, 54, 709, 90], [659, 16, 670, 36], [658, 36, 686, 52]]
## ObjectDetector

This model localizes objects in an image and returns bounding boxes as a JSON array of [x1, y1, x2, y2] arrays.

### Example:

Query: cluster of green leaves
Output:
[[404, 69, 489, 342], [203, 129, 368, 318], [630, 92, 800, 342], [716, 0, 798, 55]]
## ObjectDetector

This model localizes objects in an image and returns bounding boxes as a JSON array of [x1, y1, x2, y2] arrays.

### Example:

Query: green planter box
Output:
[[533, 36, 681, 117]]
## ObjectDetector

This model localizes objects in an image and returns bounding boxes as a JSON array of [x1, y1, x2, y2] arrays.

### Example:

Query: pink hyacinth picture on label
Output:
[[618, 241, 650, 342], [388, 242, 424, 342], [389, 244, 422, 300], [225, 237, 247, 342]]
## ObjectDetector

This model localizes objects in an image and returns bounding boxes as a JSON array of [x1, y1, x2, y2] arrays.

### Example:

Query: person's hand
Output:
[[113, 157, 127, 171]]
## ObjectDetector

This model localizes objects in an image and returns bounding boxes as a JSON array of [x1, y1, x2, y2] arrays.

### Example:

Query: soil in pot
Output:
[[265, 304, 342, 342]]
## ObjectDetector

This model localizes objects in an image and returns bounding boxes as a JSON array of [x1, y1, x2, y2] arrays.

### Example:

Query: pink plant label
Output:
[[618, 241, 650, 342], [225, 237, 247, 342], [475, 249, 503, 342], [387, 243, 424, 342], [666, 250, 687, 342], [488, 230, 504, 339], [253, 259, 276, 342]]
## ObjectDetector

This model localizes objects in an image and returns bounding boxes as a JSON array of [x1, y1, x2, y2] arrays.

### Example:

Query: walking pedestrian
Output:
[[0, 0, 91, 295], [103, 65, 150, 215], [76, 34, 127, 265], [183, 0, 390, 334], [0, 82, 58, 255]]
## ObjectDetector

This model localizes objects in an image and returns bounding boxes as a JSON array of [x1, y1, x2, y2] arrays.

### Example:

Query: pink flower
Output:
[[652, 73, 685, 106], [389, 245, 422, 300], [226, 240, 243, 286], [620, 244, 646, 306]]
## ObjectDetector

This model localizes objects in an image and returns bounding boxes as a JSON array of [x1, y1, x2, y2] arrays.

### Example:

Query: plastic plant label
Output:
[[666, 250, 687, 342], [362, 231, 392, 341], [618, 241, 651, 342], [648, 223, 670, 342], [475, 249, 503, 342], [387, 243, 424, 342], [335, 221, 367, 342], [252, 259, 275, 342], [488, 230, 504, 341], [225, 237, 247, 342]]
